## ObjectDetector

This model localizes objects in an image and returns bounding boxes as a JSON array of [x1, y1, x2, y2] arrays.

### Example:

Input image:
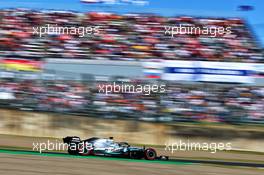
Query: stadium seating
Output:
[[0, 9, 263, 62], [0, 79, 263, 124]]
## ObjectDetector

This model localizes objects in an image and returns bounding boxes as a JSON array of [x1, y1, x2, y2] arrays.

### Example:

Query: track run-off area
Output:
[[1, 148, 264, 168], [1, 149, 264, 175]]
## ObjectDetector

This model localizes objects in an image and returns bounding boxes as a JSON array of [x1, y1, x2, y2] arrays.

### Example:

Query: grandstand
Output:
[[0, 78, 263, 124], [0, 9, 263, 124], [0, 9, 263, 62]]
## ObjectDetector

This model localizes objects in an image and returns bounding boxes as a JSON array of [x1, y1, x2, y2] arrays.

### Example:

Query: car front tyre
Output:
[[144, 148, 156, 160]]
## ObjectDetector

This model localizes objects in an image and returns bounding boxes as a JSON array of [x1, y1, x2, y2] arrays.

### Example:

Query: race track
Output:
[[1, 135, 264, 175], [0, 149, 264, 175]]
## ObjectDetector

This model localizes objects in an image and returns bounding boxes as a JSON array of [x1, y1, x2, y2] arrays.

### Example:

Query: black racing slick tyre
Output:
[[68, 148, 78, 155], [78, 144, 93, 156], [144, 148, 157, 160]]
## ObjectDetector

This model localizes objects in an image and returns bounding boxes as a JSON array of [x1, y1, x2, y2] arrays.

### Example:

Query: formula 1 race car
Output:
[[63, 136, 168, 160]]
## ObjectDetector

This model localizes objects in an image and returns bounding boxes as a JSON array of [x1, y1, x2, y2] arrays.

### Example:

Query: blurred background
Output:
[[0, 0, 264, 156]]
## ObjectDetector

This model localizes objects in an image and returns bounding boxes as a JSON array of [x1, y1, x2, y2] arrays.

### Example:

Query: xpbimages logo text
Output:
[[32, 24, 101, 37], [97, 82, 166, 95], [32, 140, 92, 153], [165, 140, 232, 154], [164, 25, 232, 38]]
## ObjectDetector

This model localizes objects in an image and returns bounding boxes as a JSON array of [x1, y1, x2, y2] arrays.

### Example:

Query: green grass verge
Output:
[[0, 149, 191, 165]]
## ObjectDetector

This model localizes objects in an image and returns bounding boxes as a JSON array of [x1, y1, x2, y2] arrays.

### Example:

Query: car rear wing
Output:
[[63, 136, 81, 144]]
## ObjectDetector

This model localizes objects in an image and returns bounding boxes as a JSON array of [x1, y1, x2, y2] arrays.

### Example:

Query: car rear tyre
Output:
[[78, 144, 93, 156], [68, 148, 78, 155]]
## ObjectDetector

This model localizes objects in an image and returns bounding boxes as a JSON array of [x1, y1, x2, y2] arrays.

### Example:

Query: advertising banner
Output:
[[197, 61, 254, 83], [146, 60, 256, 83], [162, 61, 196, 81]]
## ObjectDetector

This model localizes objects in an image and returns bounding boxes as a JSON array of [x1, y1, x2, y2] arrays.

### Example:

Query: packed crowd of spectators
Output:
[[0, 9, 263, 63], [0, 79, 89, 112], [0, 79, 263, 124]]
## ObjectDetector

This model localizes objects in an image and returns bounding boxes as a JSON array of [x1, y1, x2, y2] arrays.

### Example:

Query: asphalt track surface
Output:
[[1, 135, 264, 174], [0, 149, 264, 175], [1, 149, 264, 168]]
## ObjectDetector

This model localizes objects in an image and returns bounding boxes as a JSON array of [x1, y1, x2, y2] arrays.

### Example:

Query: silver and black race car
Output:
[[63, 136, 167, 160]]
